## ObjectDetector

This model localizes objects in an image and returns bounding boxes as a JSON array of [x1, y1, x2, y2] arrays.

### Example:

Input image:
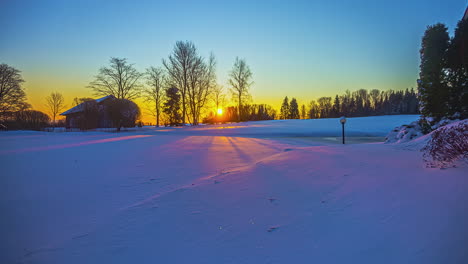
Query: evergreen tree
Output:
[[332, 95, 340, 117], [289, 98, 300, 119], [300, 104, 307, 119], [280, 96, 290, 119], [288, 87, 420, 120], [408, 88, 419, 114], [418, 23, 450, 119], [163, 86, 182, 126], [446, 18, 468, 118]]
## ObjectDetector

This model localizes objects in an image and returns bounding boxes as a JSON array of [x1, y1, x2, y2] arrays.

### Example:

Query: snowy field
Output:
[[1, 115, 468, 264]]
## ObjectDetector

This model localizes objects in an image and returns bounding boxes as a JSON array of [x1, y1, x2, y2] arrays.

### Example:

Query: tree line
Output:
[[279, 88, 419, 120], [204, 104, 277, 123], [0, 55, 420, 131]]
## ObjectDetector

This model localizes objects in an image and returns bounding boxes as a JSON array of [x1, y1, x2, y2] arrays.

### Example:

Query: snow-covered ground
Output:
[[1, 115, 467, 264]]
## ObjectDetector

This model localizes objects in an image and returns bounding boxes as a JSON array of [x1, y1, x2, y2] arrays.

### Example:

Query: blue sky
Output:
[[0, 0, 466, 113]]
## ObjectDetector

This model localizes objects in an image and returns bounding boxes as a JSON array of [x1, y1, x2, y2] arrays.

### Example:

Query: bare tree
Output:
[[317, 97, 332, 118], [164, 42, 216, 125], [144, 66, 166, 127], [72, 97, 94, 107], [228, 57, 253, 122], [88, 57, 143, 100], [0, 63, 30, 113], [163, 41, 197, 125], [213, 84, 225, 118], [308, 100, 320, 119], [186, 52, 216, 125], [45, 92, 65, 124], [369, 89, 380, 111]]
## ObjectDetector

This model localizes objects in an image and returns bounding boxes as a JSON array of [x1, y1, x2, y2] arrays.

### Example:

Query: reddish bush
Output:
[[422, 120, 468, 168]]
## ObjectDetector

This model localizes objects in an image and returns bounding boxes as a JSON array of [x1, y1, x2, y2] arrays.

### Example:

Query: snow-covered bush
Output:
[[386, 114, 461, 144], [385, 120, 424, 144], [422, 120, 468, 168]]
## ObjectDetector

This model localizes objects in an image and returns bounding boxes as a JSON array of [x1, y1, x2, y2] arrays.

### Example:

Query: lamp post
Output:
[[340, 116, 346, 144]]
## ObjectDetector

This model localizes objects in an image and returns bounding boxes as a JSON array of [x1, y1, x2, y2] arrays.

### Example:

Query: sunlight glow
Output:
[[217, 108, 223, 115]]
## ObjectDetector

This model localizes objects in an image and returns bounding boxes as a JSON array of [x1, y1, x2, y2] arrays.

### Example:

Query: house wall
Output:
[[65, 113, 82, 128], [65, 108, 113, 129], [98, 104, 113, 128]]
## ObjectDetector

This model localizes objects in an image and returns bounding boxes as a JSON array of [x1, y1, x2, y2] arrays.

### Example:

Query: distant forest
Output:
[[307, 88, 418, 119], [278, 88, 419, 120], [204, 104, 277, 123], [203, 88, 419, 123]]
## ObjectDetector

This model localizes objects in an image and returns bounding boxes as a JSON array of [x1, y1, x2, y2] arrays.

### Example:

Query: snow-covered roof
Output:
[[95, 95, 114, 103], [60, 95, 115, 116]]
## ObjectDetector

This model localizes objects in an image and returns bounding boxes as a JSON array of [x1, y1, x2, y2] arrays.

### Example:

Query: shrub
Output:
[[422, 120, 468, 168], [106, 99, 141, 131], [1, 110, 50, 130]]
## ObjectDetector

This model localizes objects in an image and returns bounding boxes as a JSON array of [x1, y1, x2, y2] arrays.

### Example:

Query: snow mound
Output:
[[385, 120, 424, 144]]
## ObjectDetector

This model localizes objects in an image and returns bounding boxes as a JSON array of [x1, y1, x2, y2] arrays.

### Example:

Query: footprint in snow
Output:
[[267, 226, 280, 232]]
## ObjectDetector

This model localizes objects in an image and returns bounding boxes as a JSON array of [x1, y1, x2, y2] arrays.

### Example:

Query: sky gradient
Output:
[[1, 0, 466, 121]]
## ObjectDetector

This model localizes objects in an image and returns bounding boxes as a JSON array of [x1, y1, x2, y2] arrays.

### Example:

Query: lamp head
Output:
[[340, 116, 347, 124]]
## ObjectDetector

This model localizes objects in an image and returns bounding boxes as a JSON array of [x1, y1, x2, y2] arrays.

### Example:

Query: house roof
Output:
[[60, 95, 115, 116], [464, 6, 468, 20]]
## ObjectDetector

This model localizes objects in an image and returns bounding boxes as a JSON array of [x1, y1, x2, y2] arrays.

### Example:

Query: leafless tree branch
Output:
[[88, 57, 143, 100], [45, 92, 65, 123], [228, 57, 253, 121]]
